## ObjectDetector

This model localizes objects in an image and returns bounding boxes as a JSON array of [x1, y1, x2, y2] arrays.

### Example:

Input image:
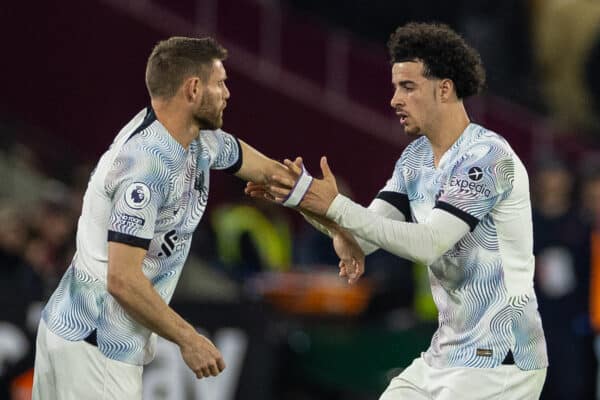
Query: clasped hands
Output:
[[245, 156, 365, 284]]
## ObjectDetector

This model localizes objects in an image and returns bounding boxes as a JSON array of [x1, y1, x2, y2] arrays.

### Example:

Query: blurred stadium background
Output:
[[1, 0, 600, 399]]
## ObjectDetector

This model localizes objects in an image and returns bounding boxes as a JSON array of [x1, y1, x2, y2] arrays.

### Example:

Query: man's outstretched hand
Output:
[[254, 156, 339, 216], [245, 156, 365, 283], [244, 157, 306, 203]]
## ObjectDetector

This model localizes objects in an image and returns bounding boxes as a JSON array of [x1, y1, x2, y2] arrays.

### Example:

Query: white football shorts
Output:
[[32, 319, 143, 400], [380, 357, 546, 400]]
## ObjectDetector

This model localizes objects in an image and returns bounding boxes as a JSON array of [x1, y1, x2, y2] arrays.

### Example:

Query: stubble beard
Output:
[[195, 93, 223, 130], [194, 112, 222, 130], [403, 123, 422, 137]]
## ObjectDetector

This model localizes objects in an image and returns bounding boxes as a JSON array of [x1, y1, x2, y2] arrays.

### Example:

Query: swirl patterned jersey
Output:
[[378, 123, 548, 370], [42, 107, 241, 365]]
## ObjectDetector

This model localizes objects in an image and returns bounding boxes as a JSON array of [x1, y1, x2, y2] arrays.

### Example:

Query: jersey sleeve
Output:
[[375, 155, 411, 221], [203, 129, 242, 173], [104, 148, 168, 249], [435, 143, 515, 231]]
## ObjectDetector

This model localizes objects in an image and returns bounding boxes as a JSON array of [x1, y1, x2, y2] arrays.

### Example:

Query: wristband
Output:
[[282, 164, 313, 207]]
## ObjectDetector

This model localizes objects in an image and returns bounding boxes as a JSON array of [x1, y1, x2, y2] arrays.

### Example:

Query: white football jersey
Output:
[[378, 123, 548, 370], [42, 107, 241, 365]]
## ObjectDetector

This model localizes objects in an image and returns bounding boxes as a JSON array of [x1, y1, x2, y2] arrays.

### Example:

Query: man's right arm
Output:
[[301, 197, 407, 255], [103, 146, 225, 378], [107, 241, 225, 379]]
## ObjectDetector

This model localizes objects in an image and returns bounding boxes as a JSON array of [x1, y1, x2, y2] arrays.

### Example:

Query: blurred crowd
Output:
[[532, 160, 599, 399], [0, 142, 80, 303]]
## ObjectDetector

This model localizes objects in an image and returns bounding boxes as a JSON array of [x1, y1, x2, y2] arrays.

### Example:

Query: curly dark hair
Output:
[[387, 22, 485, 99]]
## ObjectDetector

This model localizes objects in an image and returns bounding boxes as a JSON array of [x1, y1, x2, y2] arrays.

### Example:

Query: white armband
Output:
[[282, 164, 313, 207]]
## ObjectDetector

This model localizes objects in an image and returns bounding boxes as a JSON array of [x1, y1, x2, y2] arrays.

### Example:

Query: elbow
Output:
[[416, 252, 438, 267], [107, 270, 128, 300], [355, 237, 378, 256], [416, 233, 451, 266], [362, 245, 377, 256]]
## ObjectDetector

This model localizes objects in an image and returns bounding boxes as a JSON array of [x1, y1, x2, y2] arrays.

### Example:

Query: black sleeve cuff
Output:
[[434, 201, 479, 232], [222, 136, 243, 174], [376, 191, 412, 222], [108, 231, 151, 250]]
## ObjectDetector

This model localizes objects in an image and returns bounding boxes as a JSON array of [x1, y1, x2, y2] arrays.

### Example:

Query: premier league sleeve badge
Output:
[[124, 182, 152, 209]]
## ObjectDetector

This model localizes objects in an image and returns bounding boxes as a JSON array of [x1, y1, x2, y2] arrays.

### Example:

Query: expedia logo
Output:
[[468, 167, 483, 181], [450, 176, 491, 197]]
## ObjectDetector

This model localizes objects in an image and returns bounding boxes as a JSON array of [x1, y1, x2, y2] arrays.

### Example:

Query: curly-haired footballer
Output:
[[253, 22, 548, 399]]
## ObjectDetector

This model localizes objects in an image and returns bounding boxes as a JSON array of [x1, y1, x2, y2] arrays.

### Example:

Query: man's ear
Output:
[[183, 77, 203, 103], [439, 79, 455, 102]]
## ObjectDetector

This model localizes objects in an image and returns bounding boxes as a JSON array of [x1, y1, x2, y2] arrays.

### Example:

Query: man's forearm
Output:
[[112, 271, 196, 344], [300, 210, 379, 255], [234, 140, 290, 184], [326, 195, 470, 265], [107, 241, 201, 347], [302, 194, 415, 256], [109, 270, 196, 346], [300, 210, 336, 236]]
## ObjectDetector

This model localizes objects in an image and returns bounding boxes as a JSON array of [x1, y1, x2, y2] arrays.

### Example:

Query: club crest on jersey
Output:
[[125, 182, 151, 209]]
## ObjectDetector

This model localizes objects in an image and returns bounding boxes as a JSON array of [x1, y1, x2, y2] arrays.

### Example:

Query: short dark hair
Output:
[[145, 37, 228, 99], [387, 22, 485, 99]]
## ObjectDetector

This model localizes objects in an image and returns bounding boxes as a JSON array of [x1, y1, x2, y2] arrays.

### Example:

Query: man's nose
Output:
[[390, 92, 403, 108]]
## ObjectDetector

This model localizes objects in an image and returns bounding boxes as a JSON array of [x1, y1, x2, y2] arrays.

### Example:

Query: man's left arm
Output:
[[326, 195, 470, 266], [234, 140, 290, 184]]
